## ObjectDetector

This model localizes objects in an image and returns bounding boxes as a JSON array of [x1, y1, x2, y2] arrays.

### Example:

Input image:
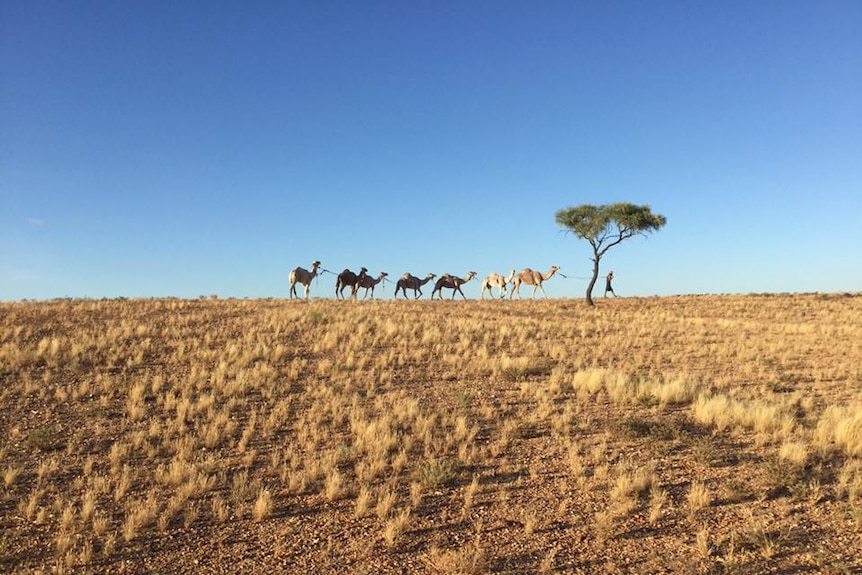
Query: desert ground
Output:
[[1, 293, 861, 574]]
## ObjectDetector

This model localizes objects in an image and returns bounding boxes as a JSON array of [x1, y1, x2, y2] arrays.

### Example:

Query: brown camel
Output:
[[395, 273, 437, 299], [289, 260, 321, 300], [355, 272, 388, 299], [335, 267, 368, 299], [509, 266, 560, 299], [431, 271, 477, 300], [480, 269, 515, 300]]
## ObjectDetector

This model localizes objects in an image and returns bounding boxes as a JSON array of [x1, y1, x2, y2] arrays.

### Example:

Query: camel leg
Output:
[[539, 284, 548, 298]]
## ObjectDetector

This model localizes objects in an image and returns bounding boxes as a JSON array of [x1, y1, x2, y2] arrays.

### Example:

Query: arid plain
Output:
[[1, 293, 861, 574]]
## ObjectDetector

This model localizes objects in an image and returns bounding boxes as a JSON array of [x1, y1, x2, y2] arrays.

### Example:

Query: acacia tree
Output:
[[555, 203, 666, 306]]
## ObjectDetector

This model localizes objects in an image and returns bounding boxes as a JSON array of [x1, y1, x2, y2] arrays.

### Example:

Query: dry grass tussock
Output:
[[1, 293, 861, 573]]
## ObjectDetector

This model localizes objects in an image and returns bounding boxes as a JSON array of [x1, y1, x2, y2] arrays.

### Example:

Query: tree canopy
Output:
[[555, 203, 666, 305]]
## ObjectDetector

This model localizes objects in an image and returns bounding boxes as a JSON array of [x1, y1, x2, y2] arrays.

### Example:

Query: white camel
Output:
[[509, 266, 560, 299], [480, 270, 515, 300], [289, 261, 321, 300]]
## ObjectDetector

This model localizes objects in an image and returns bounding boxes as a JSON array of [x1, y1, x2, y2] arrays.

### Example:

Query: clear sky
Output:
[[2, 1, 860, 300]]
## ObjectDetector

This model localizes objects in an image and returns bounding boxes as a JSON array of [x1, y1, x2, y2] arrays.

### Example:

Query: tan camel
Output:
[[431, 271, 477, 300], [509, 266, 560, 299], [355, 272, 388, 299], [395, 273, 437, 299], [289, 260, 321, 300], [335, 267, 368, 299], [480, 269, 515, 300]]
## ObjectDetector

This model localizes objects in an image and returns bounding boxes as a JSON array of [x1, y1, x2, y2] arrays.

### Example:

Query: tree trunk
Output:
[[585, 256, 600, 306]]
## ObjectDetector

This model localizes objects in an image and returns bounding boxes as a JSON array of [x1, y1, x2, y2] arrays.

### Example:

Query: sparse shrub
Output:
[[498, 355, 553, 382], [615, 417, 673, 440], [764, 456, 808, 496], [453, 390, 475, 411], [27, 427, 64, 452], [420, 458, 458, 489], [307, 309, 327, 324]]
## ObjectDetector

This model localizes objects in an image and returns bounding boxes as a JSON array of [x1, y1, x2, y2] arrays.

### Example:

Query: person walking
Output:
[[604, 271, 616, 298]]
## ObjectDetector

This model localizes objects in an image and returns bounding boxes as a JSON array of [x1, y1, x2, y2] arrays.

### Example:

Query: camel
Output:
[[355, 272, 388, 299], [394, 273, 437, 299], [431, 271, 477, 300], [509, 266, 560, 299], [480, 269, 515, 300], [289, 260, 321, 300], [335, 267, 368, 299]]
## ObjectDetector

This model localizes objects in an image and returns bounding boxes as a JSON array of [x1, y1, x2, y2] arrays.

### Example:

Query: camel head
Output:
[[426, 273, 437, 280], [378, 272, 388, 280], [466, 271, 478, 281], [311, 261, 321, 269]]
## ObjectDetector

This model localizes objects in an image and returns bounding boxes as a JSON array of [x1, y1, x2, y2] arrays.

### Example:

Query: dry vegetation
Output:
[[1, 293, 861, 574]]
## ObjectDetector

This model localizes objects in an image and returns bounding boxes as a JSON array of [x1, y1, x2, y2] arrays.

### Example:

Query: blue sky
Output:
[[2, 1, 860, 300]]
